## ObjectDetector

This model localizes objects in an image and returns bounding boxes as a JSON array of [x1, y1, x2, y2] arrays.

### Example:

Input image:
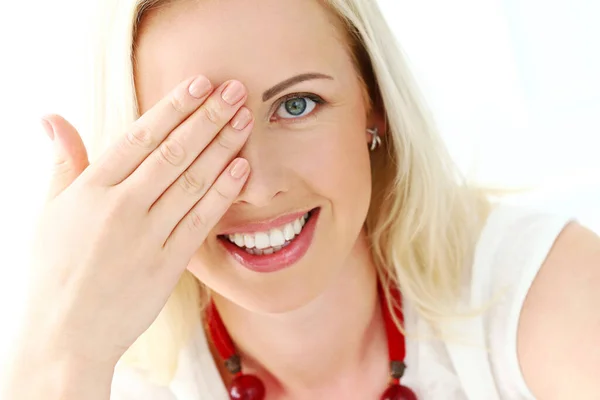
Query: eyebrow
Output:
[[262, 73, 334, 102]]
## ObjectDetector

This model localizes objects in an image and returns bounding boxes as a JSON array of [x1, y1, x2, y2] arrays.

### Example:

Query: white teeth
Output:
[[226, 211, 314, 253], [254, 232, 270, 249], [234, 233, 244, 247], [293, 219, 302, 234], [300, 213, 308, 227], [269, 229, 286, 247], [243, 234, 255, 249], [283, 223, 295, 241]]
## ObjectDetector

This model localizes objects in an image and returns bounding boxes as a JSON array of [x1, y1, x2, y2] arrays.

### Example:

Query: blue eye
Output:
[[275, 96, 318, 119]]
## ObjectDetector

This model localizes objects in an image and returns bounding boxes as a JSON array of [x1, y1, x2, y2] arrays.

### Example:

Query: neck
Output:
[[211, 233, 388, 395]]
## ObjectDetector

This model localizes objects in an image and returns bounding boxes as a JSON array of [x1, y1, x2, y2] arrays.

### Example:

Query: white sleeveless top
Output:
[[110, 204, 571, 399]]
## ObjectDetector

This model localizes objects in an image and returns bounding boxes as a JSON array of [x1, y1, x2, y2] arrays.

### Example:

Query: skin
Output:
[[135, 0, 376, 315], [3, 77, 255, 398], [3, 0, 599, 399], [136, 1, 387, 398], [519, 223, 600, 399], [136, 2, 600, 398]]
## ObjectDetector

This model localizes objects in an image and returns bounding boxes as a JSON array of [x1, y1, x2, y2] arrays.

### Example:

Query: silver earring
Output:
[[367, 127, 382, 151]]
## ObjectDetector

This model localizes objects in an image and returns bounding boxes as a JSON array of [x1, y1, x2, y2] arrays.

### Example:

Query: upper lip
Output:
[[218, 208, 314, 235]]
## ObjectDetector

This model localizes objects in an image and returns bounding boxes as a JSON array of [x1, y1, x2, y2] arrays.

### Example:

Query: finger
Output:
[[42, 115, 90, 201], [124, 80, 247, 206], [88, 75, 214, 186], [164, 158, 250, 258], [149, 107, 253, 234]]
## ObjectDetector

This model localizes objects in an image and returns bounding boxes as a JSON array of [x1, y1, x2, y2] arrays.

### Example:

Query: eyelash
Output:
[[269, 92, 327, 123]]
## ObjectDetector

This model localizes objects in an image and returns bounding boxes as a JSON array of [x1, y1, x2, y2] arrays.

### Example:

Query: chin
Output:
[[189, 203, 368, 314], [209, 254, 344, 316]]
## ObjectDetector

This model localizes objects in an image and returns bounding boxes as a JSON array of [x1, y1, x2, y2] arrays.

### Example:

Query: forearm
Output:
[[2, 345, 115, 400]]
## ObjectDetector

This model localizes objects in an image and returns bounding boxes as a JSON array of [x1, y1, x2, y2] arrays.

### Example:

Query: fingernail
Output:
[[41, 118, 54, 140], [231, 107, 252, 130], [188, 76, 212, 99], [229, 159, 249, 179], [221, 81, 245, 105]]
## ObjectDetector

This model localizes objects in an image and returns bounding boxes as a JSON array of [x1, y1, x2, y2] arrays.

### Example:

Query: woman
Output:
[[3, 0, 599, 399]]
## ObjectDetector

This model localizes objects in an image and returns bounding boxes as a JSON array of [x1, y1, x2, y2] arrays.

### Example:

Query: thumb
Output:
[[41, 114, 90, 201]]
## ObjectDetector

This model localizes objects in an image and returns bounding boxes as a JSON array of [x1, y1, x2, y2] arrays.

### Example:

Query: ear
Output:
[[365, 108, 387, 146]]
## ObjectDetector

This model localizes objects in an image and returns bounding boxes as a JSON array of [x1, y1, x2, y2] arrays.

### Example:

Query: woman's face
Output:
[[135, 0, 375, 312]]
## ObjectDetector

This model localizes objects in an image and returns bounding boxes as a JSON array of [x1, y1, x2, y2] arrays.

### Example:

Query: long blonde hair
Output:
[[85, 0, 490, 385]]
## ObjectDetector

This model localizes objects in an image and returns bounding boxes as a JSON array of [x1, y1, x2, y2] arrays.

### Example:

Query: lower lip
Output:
[[219, 208, 320, 273]]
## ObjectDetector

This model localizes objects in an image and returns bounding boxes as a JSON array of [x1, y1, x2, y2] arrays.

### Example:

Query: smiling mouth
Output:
[[218, 209, 316, 256]]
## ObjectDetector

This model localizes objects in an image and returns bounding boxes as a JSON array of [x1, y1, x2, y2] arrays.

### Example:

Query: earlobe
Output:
[[366, 127, 382, 151], [366, 111, 386, 151]]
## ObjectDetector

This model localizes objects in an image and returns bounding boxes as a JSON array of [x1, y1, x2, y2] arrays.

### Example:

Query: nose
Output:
[[233, 134, 289, 207]]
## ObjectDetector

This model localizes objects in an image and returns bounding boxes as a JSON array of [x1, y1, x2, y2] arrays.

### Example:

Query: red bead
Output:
[[380, 384, 418, 400], [229, 374, 266, 400]]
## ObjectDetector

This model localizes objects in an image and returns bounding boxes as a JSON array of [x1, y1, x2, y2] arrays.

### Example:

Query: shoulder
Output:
[[518, 222, 600, 399], [470, 204, 600, 399], [460, 204, 570, 397], [470, 203, 572, 298]]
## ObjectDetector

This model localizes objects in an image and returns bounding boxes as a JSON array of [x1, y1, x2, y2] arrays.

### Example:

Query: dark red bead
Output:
[[229, 374, 266, 400], [380, 384, 418, 400]]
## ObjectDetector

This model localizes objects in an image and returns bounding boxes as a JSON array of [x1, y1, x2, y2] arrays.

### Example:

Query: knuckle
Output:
[[126, 124, 154, 148], [158, 139, 186, 166], [52, 157, 72, 177], [187, 209, 209, 231], [169, 91, 187, 114], [214, 185, 233, 201], [216, 132, 238, 151], [201, 101, 223, 126], [106, 188, 132, 216], [179, 170, 209, 195]]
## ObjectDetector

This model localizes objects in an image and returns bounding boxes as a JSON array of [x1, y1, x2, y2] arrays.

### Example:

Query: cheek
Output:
[[310, 128, 370, 195], [299, 122, 372, 262], [185, 243, 215, 278], [185, 241, 237, 294], [295, 116, 372, 224]]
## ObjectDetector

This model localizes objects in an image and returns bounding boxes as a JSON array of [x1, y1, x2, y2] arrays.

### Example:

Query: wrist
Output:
[[49, 350, 116, 396], [3, 344, 116, 400]]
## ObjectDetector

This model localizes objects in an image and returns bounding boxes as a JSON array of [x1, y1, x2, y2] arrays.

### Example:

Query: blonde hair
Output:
[[85, 0, 490, 385]]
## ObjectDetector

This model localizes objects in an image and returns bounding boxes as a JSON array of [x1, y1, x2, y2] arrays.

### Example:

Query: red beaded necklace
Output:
[[206, 283, 418, 400]]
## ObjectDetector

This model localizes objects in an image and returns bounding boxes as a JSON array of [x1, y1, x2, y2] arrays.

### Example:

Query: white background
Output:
[[0, 0, 598, 376]]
